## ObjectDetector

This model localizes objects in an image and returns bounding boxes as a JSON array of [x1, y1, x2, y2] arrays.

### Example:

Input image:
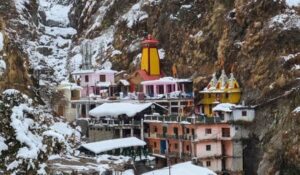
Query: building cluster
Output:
[[55, 35, 255, 175]]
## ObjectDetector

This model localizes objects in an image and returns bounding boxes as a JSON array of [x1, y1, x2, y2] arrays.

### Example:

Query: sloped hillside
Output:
[[0, 0, 299, 174]]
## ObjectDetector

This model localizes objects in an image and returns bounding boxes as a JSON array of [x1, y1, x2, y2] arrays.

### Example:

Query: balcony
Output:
[[144, 114, 226, 125]]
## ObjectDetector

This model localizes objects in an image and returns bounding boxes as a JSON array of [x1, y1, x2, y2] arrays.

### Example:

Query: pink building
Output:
[[72, 69, 117, 98], [193, 123, 246, 174], [141, 77, 193, 98]]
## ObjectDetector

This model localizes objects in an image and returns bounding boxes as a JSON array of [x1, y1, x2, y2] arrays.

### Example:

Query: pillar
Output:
[[141, 119, 144, 140], [179, 140, 182, 159], [153, 85, 157, 97], [191, 138, 195, 157], [131, 118, 134, 137], [85, 103, 90, 118], [76, 104, 80, 119], [120, 120, 124, 138]]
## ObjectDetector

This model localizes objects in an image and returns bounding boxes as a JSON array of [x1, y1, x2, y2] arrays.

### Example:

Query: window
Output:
[[222, 128, 230, 137], [225, 93, 229, 98], [99, 75, 106, 82], [154, 142, 157, 148], [71, 104, 76, 108], [157, 85, 164, 94], [175, 143, 178, 149], [205, 128, 212, 134], [167, 85, 172, 93], [85, 75, 89, 82], [219, 112, 224, 120], [216, 93, 220, 100], [242, 110, 247, 116], [186, 145, 190, 151], [173, 127, 178, 136], [186, 128, 190, 134], [209, 104, 212, 114], [206, 161, 211, 167], [208, 94, 211, 98], [206, 145, 211, 151], [154, 126, 157, 132]]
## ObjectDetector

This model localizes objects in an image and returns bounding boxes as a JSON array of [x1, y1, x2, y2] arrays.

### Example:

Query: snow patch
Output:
[[122, 1, 149, 28], [269, 9, 300, 30], [0, 32, 4, 51], [286, 0, 300, 7], [142, 161, 216, 175], [14, 0, 29, 12], [158, 49, 165, 59], [0, 136, 8, 155], [293, 106, 300, 113]]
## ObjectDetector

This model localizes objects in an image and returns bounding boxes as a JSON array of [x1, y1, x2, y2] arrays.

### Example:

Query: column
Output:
[[191, 138, 195, 157], [141, 119, 144, 140], [120, 128, 123, 138], [85, 103, 90, 118], [179, 140, 182, 159], [154, 85, 158, 97], [131, 118, 134, 137], [76, 104, 80, 119]]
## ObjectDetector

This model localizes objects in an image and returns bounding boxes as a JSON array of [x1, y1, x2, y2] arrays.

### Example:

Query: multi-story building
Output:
[[199, 71, 241, 116]]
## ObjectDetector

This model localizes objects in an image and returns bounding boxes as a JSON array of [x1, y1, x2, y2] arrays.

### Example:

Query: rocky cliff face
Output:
[[0, 0, 299, 174]]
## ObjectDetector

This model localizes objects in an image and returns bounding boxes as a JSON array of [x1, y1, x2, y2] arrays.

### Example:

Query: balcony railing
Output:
[[144, 114, 225, 124]]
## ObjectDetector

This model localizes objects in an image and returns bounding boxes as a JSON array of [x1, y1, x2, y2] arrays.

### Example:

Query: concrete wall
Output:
[[195, 124, 234, 140], [232, 109, 255, 122], [195, 140, 222, 158], [200, 158, 222, 172], [88, 126, 115, 142]]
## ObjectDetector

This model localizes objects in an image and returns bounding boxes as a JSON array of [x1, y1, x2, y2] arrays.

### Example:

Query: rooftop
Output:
[[142, 161, 216, 175], [79, 137, 146, 155]]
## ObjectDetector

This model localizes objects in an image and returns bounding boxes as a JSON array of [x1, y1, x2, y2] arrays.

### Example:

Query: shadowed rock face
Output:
[[0, 0, 299, 174]]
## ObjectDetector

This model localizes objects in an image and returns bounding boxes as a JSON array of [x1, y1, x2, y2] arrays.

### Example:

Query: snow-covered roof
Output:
[[89, 102, 155, 117], [212, 103, 236, 112], [96, 82, 111, 87], [72, 69, 117, 75], [58, 81, 82, 90], [142, 161, 216, 175], [80, 137, 146, 154], [119, 79, 130, 86], [141, 77, 192, 85]]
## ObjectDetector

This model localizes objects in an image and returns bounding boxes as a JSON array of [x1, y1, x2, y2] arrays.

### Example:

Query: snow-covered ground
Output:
[[142, 161, 216, 175]]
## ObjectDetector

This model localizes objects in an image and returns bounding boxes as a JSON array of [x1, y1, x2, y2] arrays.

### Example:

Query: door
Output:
[[160, 140, 166, 154]]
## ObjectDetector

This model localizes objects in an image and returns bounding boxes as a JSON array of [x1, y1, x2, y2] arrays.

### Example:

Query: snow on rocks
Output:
[[158, 49, 165, 59], [1, 89, 81, 173], [121, 1, 149, 28], [286, 0, 300, 7], [72, 26, 115, 70], [0, 32, 4, 51], [39, 0, 72, 27], [282, 52, 300, 61], [293, 106, 300, 113], [10, 103, 43, 159], [269, 9, 300, 30], [14, 0, 29, 12], [0, 136, 8, 155]]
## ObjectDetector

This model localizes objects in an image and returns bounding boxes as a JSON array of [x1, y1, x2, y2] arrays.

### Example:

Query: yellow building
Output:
[[199, 70, 241, 116], [140, 34, 161, 76]]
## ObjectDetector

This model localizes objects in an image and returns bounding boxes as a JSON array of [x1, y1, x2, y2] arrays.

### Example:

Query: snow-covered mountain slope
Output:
[[0, 89, 80, 174], [0, 0, 299, 174]]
